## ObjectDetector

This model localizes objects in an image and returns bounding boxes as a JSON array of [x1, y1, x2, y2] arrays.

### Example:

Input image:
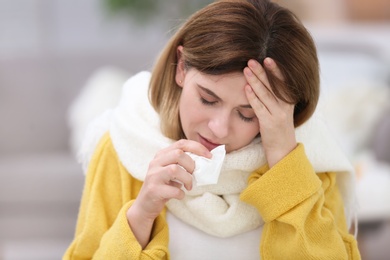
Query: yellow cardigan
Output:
[[63, 133, 361, 259]]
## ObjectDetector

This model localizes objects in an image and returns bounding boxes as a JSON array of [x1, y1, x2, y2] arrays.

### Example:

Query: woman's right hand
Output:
[[126, 139, 211, 248]]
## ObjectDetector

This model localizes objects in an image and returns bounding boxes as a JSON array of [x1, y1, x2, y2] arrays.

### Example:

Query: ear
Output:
[[175, 45, 185, 88]]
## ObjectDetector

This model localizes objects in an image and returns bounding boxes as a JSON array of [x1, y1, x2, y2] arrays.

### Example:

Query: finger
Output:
[[244, 66, 276, 112], [153, 148, 195, 174], [156, 139, 210, 158], [173, 139, 212, 158], [164, 164, 193, 190], [156, 139, 211, 163], [159, 184, 186, 200], [249, 59, 293, 111], [245, 84, 270, 115], [264, 57, 284, 81], [169, 179, 183, 189], [247, 59, 275, 96], [262, 58, 291, 103], [147, 156, 193, 191]]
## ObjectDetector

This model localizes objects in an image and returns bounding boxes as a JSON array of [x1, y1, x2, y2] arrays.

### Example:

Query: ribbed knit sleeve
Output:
[[240, 143, 361, 259], [63, 133, 169, 259]]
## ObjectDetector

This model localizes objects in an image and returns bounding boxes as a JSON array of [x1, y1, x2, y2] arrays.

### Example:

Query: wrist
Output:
[[127, 203, 155, 227], [266, 140, 297, 168], [126, 203, 155, 249]]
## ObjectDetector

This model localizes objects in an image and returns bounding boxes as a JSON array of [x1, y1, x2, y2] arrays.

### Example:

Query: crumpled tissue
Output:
[[186, 145, 226, 186]]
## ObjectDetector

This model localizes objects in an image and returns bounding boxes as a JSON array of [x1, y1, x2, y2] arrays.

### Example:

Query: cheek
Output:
[[234, 121, 260, 143], [180, 102, 204, 124], [249, 122, 260, 138], [245, 126, 260, 139], [179, 93, 204, 129]]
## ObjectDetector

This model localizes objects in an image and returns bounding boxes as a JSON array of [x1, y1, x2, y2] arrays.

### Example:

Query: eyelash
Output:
[[200, 98, 254, 123], [200, 97, 217, 106], [238, 113, 254, 122]]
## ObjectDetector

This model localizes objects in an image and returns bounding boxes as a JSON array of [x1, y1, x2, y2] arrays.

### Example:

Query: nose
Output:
[[208, 111, 230, 139]]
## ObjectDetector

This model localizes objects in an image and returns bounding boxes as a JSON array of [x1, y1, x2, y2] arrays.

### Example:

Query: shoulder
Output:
[[88, 132, 119, 170], [86, 132, 132, 184]]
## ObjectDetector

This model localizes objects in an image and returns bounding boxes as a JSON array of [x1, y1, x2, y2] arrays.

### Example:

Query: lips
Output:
[[199, 135, 221, 151]]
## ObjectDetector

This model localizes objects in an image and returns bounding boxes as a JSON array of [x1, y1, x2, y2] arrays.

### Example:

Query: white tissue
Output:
[[186, 145, 226, 186]]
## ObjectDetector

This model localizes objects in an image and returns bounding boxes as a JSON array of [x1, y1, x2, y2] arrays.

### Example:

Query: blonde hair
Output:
[[149, 0, 320, 140]]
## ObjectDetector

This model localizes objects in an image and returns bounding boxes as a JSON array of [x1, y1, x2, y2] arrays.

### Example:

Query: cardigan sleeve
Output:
[[240, 143, 361, 259], [63, 133, 169, 259]]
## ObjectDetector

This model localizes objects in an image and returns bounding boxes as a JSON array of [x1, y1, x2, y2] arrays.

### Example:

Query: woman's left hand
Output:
[[244, 58, 297, 168]]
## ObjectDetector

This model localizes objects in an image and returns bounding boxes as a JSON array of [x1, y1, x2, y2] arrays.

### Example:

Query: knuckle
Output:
[[173, 148, 184, 159], [144, 170, 159, 184], [176, 139, 187, 148], [144, 182, 158, 195], [174, 189, 185, 200], [167, 164, 179, 175]]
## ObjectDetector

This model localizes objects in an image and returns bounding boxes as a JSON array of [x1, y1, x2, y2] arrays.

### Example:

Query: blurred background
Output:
[[0, 0, 389, 259]]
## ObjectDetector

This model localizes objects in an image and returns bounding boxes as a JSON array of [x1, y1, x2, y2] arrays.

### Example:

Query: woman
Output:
[[64, 0, 361, 259]]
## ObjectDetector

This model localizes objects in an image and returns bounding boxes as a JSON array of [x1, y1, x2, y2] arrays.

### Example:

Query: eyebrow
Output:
[[197, 85, 253, 109]]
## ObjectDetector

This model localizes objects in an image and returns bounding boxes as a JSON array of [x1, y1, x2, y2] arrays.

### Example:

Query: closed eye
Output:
[[200, 97, 218, 106], [237, 111, 255, 122]]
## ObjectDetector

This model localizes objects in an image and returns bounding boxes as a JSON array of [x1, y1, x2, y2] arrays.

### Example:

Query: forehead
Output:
[[186, 69, 251, 106], [190, 70, 247, 88]]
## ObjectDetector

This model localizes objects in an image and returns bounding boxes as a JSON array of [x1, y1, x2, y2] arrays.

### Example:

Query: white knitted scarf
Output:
[[79, 71, 357, 238]]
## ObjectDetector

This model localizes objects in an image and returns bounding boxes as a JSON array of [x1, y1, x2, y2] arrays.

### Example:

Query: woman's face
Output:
[[177, 68, 260, 153]]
